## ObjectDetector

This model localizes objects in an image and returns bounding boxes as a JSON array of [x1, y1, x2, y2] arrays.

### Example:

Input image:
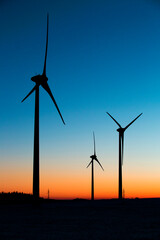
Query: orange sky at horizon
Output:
[[1, 161, 160, 200]]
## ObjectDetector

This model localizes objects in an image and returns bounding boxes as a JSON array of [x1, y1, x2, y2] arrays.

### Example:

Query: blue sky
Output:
[[0, 0, 160, 198]]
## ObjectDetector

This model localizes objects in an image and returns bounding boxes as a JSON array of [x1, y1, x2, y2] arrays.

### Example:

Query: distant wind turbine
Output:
[[87, 132, 104, 201], [22, 15, 65, 199], [106, 112, 142, 199]]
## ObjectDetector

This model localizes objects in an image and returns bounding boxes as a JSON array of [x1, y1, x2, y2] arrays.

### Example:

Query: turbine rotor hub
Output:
[[90, 154, 96, 159], [31, 74, 48, 83], [117, 128, 124, 133]]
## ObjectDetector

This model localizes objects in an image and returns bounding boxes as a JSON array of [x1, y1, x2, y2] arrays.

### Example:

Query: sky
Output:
[[0, 0, 160, 199]]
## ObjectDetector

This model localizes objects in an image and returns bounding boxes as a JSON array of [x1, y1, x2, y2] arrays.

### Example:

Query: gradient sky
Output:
[[0, 0, 160, 199]]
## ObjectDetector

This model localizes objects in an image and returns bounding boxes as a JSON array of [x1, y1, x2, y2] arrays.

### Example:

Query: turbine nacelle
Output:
[[90, 154, 96, 159], [31, 74, 48, 83], [117, 127, 124, 133]]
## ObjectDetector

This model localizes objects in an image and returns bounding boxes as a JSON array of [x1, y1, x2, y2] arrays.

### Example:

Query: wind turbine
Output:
[[106, 112, 142, 199], [87, 132, 104, 200], [22, 15, 65, 199]]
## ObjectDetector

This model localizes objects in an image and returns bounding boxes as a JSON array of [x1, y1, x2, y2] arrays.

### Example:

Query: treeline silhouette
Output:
[[0, 192, 44, 203]]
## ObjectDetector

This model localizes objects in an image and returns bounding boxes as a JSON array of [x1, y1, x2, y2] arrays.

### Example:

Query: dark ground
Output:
[[1, 198, 160, 240]]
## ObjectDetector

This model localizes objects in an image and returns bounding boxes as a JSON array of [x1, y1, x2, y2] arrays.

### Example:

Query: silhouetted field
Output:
[[0, 197, 160, 240]]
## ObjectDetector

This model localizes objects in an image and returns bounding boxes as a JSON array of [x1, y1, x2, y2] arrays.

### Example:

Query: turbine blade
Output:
[[41, 81, 65, 124], [121, 133, 124, 166], [93, 132, 96, 155], [124, 113, 142, 130], [95, 159, 104, 171], [86, 160, 92, 168], [43, 14, 49, 76], [21, 85, 37, 102], [106, 112, 122, 128]]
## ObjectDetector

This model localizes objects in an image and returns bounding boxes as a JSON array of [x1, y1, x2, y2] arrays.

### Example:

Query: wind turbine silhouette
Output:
[[107, 112, 142, 199], [22, 15, 65, 199], [87, 132, 104, 201]]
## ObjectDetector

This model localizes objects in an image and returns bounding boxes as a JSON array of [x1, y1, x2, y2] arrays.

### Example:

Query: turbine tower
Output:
[[106, 112, 142, 199], [87, 132, 104, 201], [22, 15, 65, 199]]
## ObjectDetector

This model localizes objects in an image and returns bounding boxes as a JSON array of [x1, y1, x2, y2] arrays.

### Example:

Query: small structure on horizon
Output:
[[48, 189, 49, 199]]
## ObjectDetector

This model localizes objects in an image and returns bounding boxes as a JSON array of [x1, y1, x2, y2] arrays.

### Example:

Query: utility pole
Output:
[[48, 189, 49, 199]]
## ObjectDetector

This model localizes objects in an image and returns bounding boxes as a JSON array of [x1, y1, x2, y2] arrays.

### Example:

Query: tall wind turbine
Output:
[[106, 112, 142, 199], [87, 132, 104, 200], [22, 15, 65, 199]]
